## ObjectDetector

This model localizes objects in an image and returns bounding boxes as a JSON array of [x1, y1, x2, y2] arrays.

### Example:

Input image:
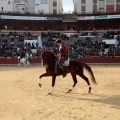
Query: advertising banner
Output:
[[0, 15, 47, 20], [47, 17, 62, 20], [77, 14, 120, 20]]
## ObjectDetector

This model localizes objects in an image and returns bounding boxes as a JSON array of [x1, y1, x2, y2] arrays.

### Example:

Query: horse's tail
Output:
[[83, 63, 97, 85]]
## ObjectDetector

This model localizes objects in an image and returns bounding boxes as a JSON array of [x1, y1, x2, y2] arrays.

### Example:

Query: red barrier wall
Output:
[[0, 57, 120, 64], [0, 58, 41, 64], [77, 57, 120, 63]]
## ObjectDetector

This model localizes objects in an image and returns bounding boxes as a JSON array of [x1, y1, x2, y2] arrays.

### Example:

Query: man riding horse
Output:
[[20, 49, 26, 60], [56, 39, 68, 78], [17, 49, 25, 62], [25, 51, 32, 65]]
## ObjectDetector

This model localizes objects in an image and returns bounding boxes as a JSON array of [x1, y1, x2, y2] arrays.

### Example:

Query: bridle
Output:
[[41, 51, 56, 68]]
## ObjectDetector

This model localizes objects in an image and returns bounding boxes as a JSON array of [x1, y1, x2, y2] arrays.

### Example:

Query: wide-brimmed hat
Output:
[[56, 39, 62, 43]]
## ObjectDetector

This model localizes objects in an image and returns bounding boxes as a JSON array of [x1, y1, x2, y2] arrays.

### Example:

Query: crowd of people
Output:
[[0, 31, 120, 60], [41, 32, 70, 41], [0, 32, 40, 60], [41, 31, 120, 58], [69, 39, 120, 58]]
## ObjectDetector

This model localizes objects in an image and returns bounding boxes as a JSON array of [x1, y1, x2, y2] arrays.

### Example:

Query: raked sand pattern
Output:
[[0, 65, 120, 120]]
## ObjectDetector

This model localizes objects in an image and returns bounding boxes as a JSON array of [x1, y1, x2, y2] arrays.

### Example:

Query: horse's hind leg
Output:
[[24, 63, 27, 68], [27, 61, 30, 67], [67, 73, 78, 93], [77, 73, 91, 93]]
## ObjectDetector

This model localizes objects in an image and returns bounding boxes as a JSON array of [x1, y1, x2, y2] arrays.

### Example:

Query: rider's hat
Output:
[[56, 39, 62, 43]]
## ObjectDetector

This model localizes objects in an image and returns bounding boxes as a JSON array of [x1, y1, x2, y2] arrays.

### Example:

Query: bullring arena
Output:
[[0, 8, 120, 120], [0, 64, 120, 120]]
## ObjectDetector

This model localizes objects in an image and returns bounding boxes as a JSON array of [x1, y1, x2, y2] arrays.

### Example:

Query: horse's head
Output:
[[41, 50, 55, 66], [41, 51, 47, 66]]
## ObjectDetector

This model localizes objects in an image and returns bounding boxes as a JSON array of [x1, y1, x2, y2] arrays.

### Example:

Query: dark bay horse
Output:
[[38, 50, 97, 94]]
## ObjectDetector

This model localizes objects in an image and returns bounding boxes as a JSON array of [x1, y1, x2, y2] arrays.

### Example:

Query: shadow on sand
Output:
[[52, 93, 120, 109]]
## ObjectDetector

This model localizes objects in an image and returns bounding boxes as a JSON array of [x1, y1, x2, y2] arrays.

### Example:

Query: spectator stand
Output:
[[0, 30, 120, 64]]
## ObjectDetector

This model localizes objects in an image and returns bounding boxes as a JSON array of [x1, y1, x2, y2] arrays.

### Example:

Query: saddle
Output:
[[54, 57, 70, 73], [63, 57, 70, 66]]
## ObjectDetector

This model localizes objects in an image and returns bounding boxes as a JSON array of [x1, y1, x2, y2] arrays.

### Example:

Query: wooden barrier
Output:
[[0, 57, 120, 64], [0, 58, 41, 64]]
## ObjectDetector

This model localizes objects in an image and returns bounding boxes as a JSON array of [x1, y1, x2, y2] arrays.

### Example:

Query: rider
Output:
[[26, 51, 32, 64], [20, 49, 25, 60], [17, 52, 21, 62], [56, 39, 68, 78], [29, 51, 32, 64]]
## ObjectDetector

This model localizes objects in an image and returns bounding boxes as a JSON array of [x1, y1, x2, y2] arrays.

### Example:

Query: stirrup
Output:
[[63, 74, 66, 78]]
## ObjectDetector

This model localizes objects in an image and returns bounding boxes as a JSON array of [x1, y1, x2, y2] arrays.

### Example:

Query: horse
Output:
[[38, 50, 97, 94], [18, 57, 30, 67]]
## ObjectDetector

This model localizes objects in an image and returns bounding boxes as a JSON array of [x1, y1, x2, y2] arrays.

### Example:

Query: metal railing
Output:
[[0, 10, 120, 16]]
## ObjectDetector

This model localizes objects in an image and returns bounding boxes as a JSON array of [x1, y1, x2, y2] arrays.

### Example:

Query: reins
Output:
[[43, 50, 56, 68]]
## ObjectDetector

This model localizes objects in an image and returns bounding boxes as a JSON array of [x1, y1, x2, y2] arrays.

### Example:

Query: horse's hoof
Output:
[[88, 89, 91, 93], [88, 87, 92, 93], [66, 91, 70, 93], [66, 89, 72, 93], [38, 84, 42, 88], [48, 92, 52, 95]]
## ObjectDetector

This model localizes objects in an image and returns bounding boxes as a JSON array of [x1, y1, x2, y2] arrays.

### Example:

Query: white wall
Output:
[[76, 0, 93, 13], [0, 0, 14, 12], [0, 0, 63, 14], [102, 39, 118, 47], [86, 0, 93, 13], [36, 4, 49, 14], [76, 0, 81, 13]]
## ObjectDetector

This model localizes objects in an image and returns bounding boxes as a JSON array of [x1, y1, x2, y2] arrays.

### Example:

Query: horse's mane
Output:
[[44, 50, 56, 58]]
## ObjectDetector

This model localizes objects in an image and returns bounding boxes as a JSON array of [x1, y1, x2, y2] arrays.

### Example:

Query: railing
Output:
[[1, 56, 120, 64], [0, 10, 120, 16]]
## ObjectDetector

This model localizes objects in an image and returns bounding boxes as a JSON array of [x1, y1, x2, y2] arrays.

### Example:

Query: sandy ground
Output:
[[0, 65, 120, 120]]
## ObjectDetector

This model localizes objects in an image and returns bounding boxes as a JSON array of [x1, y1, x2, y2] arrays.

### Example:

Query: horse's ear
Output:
[[40, 49, 44, 52], [40, 49, 45, 55]]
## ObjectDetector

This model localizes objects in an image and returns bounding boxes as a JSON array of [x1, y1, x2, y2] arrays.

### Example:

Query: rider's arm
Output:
[[60, 45, 68, 57]]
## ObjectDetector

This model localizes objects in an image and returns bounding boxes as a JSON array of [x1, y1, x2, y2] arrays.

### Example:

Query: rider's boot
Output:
[[59, 62, 66, 78], [62, 68, 66, 78]]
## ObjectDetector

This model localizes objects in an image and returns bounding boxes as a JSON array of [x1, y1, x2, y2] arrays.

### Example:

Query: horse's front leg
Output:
[[24, 63, 27, 68], [48, 76, 56, 95], [38, 73, 50, 87], [18, 63, 20, 67]]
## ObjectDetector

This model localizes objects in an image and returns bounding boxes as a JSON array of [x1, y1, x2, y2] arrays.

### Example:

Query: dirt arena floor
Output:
[[0, 65, 120, 120]]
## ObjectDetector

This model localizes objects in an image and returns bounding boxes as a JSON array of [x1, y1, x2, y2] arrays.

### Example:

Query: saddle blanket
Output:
[[63, 57, 70, 66]]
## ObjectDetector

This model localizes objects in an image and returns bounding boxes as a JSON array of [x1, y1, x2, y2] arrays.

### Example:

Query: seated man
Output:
[[56, 39, 68, 78]]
